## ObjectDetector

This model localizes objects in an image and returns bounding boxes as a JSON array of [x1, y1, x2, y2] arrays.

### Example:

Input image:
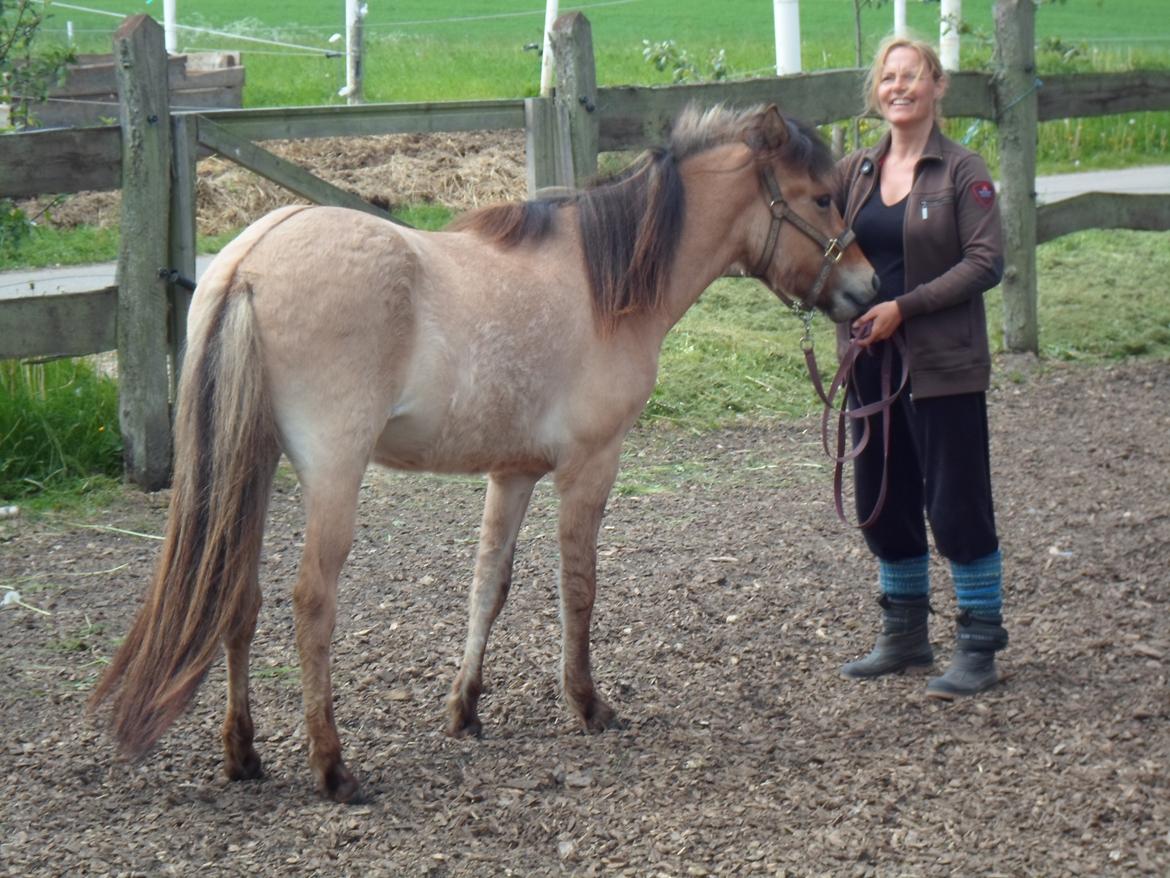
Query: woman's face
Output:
[[877, 46, 943, 129]]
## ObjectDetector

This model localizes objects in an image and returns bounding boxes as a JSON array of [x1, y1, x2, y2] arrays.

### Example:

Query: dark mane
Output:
[[449, 104, 831, 331]]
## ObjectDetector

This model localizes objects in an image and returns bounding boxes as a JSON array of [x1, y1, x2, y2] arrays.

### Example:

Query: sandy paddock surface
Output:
[[2, 355, 1168, 876], [5, 133, 1169, 876]]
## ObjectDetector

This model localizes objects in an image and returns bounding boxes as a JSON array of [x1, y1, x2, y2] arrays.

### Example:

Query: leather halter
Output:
[[753, 165, 855, 310]]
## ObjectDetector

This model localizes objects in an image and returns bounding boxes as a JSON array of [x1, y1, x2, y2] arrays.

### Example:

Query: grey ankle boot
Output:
[[841, 594, 934, 679], [926, 610, 1009, 699]]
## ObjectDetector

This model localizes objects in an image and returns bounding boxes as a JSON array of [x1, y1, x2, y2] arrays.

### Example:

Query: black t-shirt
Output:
[[853, 187, 907, 303]]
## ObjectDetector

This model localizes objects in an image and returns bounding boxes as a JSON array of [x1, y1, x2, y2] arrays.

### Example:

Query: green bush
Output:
[[0, 359, 122, 499]]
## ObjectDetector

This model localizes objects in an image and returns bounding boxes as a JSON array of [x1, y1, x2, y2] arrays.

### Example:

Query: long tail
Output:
[[89, 249, 281, 759]]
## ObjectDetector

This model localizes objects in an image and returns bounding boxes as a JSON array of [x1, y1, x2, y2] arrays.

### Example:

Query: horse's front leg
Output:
[[447, 470, 538, 738], [554, 444, 623, 733]]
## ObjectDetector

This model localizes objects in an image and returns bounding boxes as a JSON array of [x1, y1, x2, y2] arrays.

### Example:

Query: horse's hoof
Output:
[[320, 761, 361, 804], [445, 714, 483, 740], [224, 747, 264, 781], [581, 698, 621, 734]]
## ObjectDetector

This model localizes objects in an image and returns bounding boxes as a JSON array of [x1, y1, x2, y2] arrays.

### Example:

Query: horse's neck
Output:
[[655, 148, 759, 332]]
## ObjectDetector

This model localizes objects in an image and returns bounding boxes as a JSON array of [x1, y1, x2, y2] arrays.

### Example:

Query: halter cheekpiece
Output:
[[753, 165, 855, 311]]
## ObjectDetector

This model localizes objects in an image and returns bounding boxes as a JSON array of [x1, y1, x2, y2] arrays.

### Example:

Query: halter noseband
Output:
[[752, 165, 855, 311]]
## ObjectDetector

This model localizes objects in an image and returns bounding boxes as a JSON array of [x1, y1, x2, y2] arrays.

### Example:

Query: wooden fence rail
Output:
[[1038, 193, 1170, 245], [1, 50, 242, 129], [0, 126, 122, 197], [2, 3, 1169, 487], [2, 288, 118, 360]]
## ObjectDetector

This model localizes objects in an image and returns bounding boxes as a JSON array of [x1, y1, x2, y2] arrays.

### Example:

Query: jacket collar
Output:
[[866, 122, 945, 167]]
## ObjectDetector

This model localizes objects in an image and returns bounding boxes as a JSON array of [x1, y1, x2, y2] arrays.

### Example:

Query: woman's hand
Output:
[[852, 300, 903, 347]]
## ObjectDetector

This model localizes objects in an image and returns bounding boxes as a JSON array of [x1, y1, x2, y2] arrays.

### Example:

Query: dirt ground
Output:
[[1, 354, 1168, 876], [4, 135, 1170, 875]]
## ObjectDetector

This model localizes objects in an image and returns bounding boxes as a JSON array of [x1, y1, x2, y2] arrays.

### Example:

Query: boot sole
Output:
[[840, 659, 935, 680], [925, 669, 1007, 701]]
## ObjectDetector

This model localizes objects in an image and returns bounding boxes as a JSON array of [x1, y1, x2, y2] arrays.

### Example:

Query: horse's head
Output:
[[741, 106, 878, 323]]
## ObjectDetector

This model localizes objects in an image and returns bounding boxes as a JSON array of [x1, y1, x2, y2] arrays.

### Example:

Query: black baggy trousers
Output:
[[848, 342, 999, 565]]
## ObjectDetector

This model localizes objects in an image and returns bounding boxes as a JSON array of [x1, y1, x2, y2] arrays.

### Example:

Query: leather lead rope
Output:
[[803, 325, 910, 529], [753, 163, 907, 527]]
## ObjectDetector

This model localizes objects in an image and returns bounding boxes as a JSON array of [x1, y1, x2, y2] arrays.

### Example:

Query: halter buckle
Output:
[[824, 237, 845, 264]]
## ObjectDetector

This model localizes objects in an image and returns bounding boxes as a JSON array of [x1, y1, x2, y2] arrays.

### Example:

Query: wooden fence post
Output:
[[550, 12, 599, 187], [993, 0, 1039, 354], [169, 112, 198, 385], [114, 15, 173, 490], [525, 97, 573, 194]]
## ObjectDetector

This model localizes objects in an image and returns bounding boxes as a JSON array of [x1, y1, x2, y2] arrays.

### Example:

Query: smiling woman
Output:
[[830, 34, 1010, 700]]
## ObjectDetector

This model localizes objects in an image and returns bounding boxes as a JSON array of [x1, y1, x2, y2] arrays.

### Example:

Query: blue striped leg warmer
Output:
[[879, 554, 930, 600], [951, 549, 1003, 619]]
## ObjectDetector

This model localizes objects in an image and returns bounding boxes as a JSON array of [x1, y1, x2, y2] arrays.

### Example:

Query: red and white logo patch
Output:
[[971, 180, 996, 208]]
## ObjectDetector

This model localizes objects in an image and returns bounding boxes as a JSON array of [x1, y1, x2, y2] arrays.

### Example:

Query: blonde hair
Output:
[[863, 35, 947, 120]]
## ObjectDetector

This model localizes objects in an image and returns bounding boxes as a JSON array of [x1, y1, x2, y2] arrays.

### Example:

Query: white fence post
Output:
[[540, 0, 559, 97], [940, 0, 961, 71], [773, 0, 801, 75], [345, 0, 364, 104], [163, 0, 177, 53], [893, 0, 907, 37]]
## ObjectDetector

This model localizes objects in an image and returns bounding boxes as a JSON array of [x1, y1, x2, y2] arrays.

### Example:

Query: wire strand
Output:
[[36, 0, 641, 45], [370, 0, 637, 29], [33, 0, 338, 55]]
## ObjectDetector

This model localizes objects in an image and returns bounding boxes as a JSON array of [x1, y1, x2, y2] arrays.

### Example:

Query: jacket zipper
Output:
[[919, 195, 953, 221]]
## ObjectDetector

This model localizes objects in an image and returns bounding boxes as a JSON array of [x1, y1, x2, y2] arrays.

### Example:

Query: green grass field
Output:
[[39, 0, 1170, 101], [43, 1, 1170, 54], [35, 0, 1170, 170]]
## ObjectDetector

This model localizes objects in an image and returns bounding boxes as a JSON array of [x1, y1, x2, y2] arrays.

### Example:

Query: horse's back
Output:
[[203, 203, 634, 480]]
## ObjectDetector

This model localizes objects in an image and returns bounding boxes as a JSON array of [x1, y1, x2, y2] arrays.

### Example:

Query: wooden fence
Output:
[[1, 50, 243, 129], [2, 1, 1169, 488]]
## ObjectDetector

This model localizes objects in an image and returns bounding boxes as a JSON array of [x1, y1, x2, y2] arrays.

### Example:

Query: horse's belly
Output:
[[370, 404, 558, 475]]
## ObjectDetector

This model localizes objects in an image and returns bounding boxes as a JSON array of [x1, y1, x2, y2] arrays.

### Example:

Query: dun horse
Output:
[[91, 104, 878, 801]]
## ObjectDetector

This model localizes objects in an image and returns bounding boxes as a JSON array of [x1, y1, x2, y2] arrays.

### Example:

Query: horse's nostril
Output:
[[871, 274, 881, 293]]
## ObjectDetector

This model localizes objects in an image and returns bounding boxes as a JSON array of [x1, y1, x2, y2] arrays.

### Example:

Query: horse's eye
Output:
[[815, 195, 832, 209]]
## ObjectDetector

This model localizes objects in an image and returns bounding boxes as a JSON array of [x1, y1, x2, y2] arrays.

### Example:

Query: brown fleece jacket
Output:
[[831, 124, 1005, 399]]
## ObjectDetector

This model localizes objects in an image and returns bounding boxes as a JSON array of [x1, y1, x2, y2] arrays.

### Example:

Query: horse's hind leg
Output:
[[447, 471, 538, 738], [222, 581, 263, 780], [555, 444, 623, 733], [292, 468, 364, 802], [222, 450, 278, 781]]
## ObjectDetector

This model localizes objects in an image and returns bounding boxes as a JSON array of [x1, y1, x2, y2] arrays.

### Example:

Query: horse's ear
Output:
[[747, 105, 790, 154]]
